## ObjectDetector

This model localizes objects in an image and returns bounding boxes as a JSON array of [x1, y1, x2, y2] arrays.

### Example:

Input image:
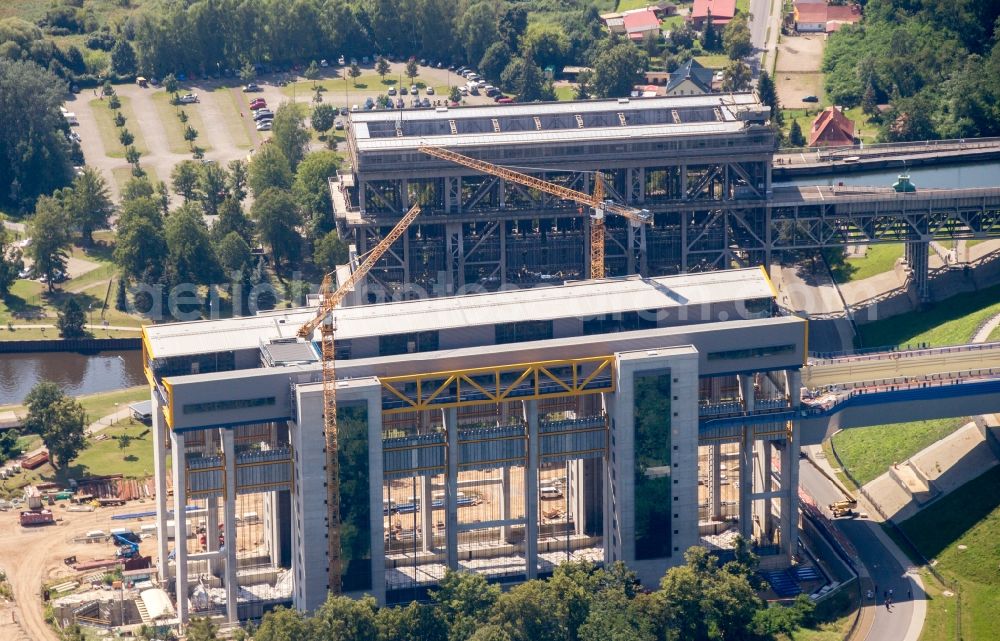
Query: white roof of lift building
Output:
[[144, 268, 776, 360]]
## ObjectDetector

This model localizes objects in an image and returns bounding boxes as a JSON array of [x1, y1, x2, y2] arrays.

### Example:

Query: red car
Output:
[[249, 98, 267, 109], [497, 97, 515, 104]]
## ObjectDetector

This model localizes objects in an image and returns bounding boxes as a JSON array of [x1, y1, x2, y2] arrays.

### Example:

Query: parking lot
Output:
[[775, 35, 827, 109], [66, 60, 505, 201]]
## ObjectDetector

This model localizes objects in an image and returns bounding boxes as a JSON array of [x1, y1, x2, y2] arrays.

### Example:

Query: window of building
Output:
[[582, 310, 658, 335], [633, 371, 672, 560], [183, 396, 276, 415], [706, 344, 796, 361], [495, 320, 554, 344], [378, 330, 440, 356]]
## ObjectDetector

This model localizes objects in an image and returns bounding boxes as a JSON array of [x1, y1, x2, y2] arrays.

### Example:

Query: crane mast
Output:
[[297, 202, 422, 593], [418, 144, 650, 279]]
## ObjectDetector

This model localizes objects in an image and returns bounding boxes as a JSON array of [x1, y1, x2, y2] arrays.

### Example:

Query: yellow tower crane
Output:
[[296, 201, 422, 593], [419, 144, 652, 279]]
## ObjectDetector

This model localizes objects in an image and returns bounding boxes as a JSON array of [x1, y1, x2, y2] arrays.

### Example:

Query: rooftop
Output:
[[348, 94, 765, 150], [144, 268, 777, 360], [691, 0, 736, 20]]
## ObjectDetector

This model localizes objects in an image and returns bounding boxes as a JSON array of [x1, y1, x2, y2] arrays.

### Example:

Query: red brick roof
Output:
[[826, 4, 862, 22], [622, 9, 661, 33], [691, 0, 737, 21], [809, 107, 855, 147]]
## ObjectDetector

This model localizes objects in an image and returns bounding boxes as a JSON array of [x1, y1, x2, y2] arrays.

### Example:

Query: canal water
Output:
[[0, 350, 145, 406], [776, 159, 1000, 189]]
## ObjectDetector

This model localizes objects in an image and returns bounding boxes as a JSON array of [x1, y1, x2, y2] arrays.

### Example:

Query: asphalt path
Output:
[[799, 461, 921, 641]]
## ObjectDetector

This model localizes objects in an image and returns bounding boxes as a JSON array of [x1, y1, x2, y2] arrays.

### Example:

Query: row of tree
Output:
[[824, 0, 1000, 141], [174, 546, 817, 641]]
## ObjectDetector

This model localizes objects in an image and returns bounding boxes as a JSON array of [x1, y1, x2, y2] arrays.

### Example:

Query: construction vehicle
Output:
[[19, 509, 55, 526], [828, 498, 857, 518], [297, 202, 423, 594], [113, 532, 141, 559], [418, 145, 652, 279]]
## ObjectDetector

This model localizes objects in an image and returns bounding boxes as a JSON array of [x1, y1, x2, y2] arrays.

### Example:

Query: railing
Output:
[[776, 136, 1000, 162], [808, 341, 1000, 366]]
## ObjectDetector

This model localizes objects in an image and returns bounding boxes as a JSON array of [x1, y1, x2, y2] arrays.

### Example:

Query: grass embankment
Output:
[[215, 87, 254, 149], [828, 418, 966, 487], [831, 244, 903, 283], [891, 465, 1000, 641], [857, 283, 1000, 348]]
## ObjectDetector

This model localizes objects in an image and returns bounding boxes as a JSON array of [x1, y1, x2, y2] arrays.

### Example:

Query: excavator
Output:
[[828, 498, 857, 518], [296, 201, 422, 594], [418, 145, 652, 279]]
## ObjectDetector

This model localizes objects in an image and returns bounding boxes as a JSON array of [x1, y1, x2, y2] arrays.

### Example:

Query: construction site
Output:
[[16, 93, 1000, 636]]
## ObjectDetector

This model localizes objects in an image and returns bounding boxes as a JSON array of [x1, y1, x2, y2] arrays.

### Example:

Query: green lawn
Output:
[[616, 0, 651, 10], [214, 87, 254, 149], [781, 107, 879, 146], [555, 85, 577, 101], [858, 283, 1000, 348], [989, 324, 1000, 342], [792, 581, 860, 641], [90, 95, 148, 157], [829, 418, 966, 486], [150, 90, 213, 154], [893, 465, 1000, 641], [832, 243, 904, 283], [693, 54, 731, 70]]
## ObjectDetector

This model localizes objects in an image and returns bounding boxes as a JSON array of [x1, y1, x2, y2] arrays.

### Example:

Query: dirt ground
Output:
[[775, 34, 828, 109], [0, 501, 161, 641]]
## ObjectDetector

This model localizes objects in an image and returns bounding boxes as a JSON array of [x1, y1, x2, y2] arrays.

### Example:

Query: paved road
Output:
[[800, 458, 923, 641], [750, 0, 782, 75], [804, 343, 1000, 388]]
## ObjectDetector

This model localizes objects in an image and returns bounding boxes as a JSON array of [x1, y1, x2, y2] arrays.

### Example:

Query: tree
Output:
[[226, 159, 249, 202], [198, 161, 227, 216], [522, 24, 570, 70], [272, 103, 311, 170], [110, 39, 137, 75], [248, 144, 293, 196], [172, 160, 201, 202], [376, 56, 390, 81], [376, 602, 448, 641], [862, 81, 879, 117], [458, 2, 500, 66], [186, 617, 218, 641], [115, 276, 128, 311], [702, 11, 718, 51], [114, 197, 166, 284], [304, 60, 320, 87], [591, 43, 647, 98], [313, 230, 348, 271], [57, 297, 87, 338], [238, 63, 255, 86], [65, 168, 112, 245], [405, 58, 419, 82], [251, 189, 302, 268], [723, 14, 753, 60], [163, 73, 178, 93], [121, 175, 154, 203], [788, 119, 806, 146], [216, 231, 253, 274], [348, 62, 362, 86], [430, 570, 500, 640], [311, 103, 336, 134], [0, 59, 73, 210], [293, 150, 341, 228], [118, 434, 132, 459], [27, 196, 71, 292], [254, 606, 315, 641], [0, 225, 25, 297], [578, 589, 655, 641], [184, 124, 198, 145], [722, 59, 752, 91], [480, 43, 512, 84], [23, 382, 87, 469], [119, 128, 135, 147], [757, 70, 782, 126], [164, 204, 220, 286], [311, 594, 378, 641], [499, 5, 528, 51], [213, 197, 254, 245], [449, 86, 462, 103]]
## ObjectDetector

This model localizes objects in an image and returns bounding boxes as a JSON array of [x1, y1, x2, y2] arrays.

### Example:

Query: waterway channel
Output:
[[776, 158, 1000, 189], [0, 350, 145, 406]]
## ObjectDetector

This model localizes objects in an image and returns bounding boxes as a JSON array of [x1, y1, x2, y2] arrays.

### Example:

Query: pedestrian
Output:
[[889, 588, 894, 598], [885, 599, 891, 611], [908, 589, 912, 600]]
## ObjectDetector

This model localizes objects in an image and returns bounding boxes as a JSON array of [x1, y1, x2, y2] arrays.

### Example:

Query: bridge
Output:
[[773, 137, 1000, 178], [698, 341, 1000, 447]]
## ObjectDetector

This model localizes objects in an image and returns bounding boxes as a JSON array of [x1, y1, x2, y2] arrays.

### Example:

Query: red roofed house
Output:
[[794, 1, 861, 33], [808, 106, 855, 147], [690, 0, 736, 29], [621, 8, 662, 41]]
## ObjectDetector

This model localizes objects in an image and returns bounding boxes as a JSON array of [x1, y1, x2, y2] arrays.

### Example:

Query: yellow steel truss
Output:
[[380, 355, 616, 415]]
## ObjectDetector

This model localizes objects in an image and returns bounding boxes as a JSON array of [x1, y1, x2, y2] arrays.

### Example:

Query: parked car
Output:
[[460, 86, 468, 96], [802, 95, 819, 103], [338, 55, 345, 65], [421, 97, 431, 108], [486, 87, 500, 97], [426, 86, 435, 95], [364, 97, 375, 109], [400, 86, 408, 95], [253, 109, 274, 121], [249, 99, 267, 110], [339, 107, 349, 115], [320, 59, 329, 67], [497, 97, 515, 104], [334, 119, 344, 130], [410, 85, 418, 94], [243, 83, 262, 92], [395, 97, 404, 109], [256, 120, 272, 131], [388, 87, 397, 96], [177, 93, 199, 104]]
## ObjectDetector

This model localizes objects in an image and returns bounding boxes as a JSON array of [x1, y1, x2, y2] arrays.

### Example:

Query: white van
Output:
[[86, 529, 106, 539], [63, 113, 79, 126], [540, 486, 563, 499]]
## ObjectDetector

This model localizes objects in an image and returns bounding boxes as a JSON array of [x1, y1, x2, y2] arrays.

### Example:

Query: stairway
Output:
[[135, 596, 152, 625]]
